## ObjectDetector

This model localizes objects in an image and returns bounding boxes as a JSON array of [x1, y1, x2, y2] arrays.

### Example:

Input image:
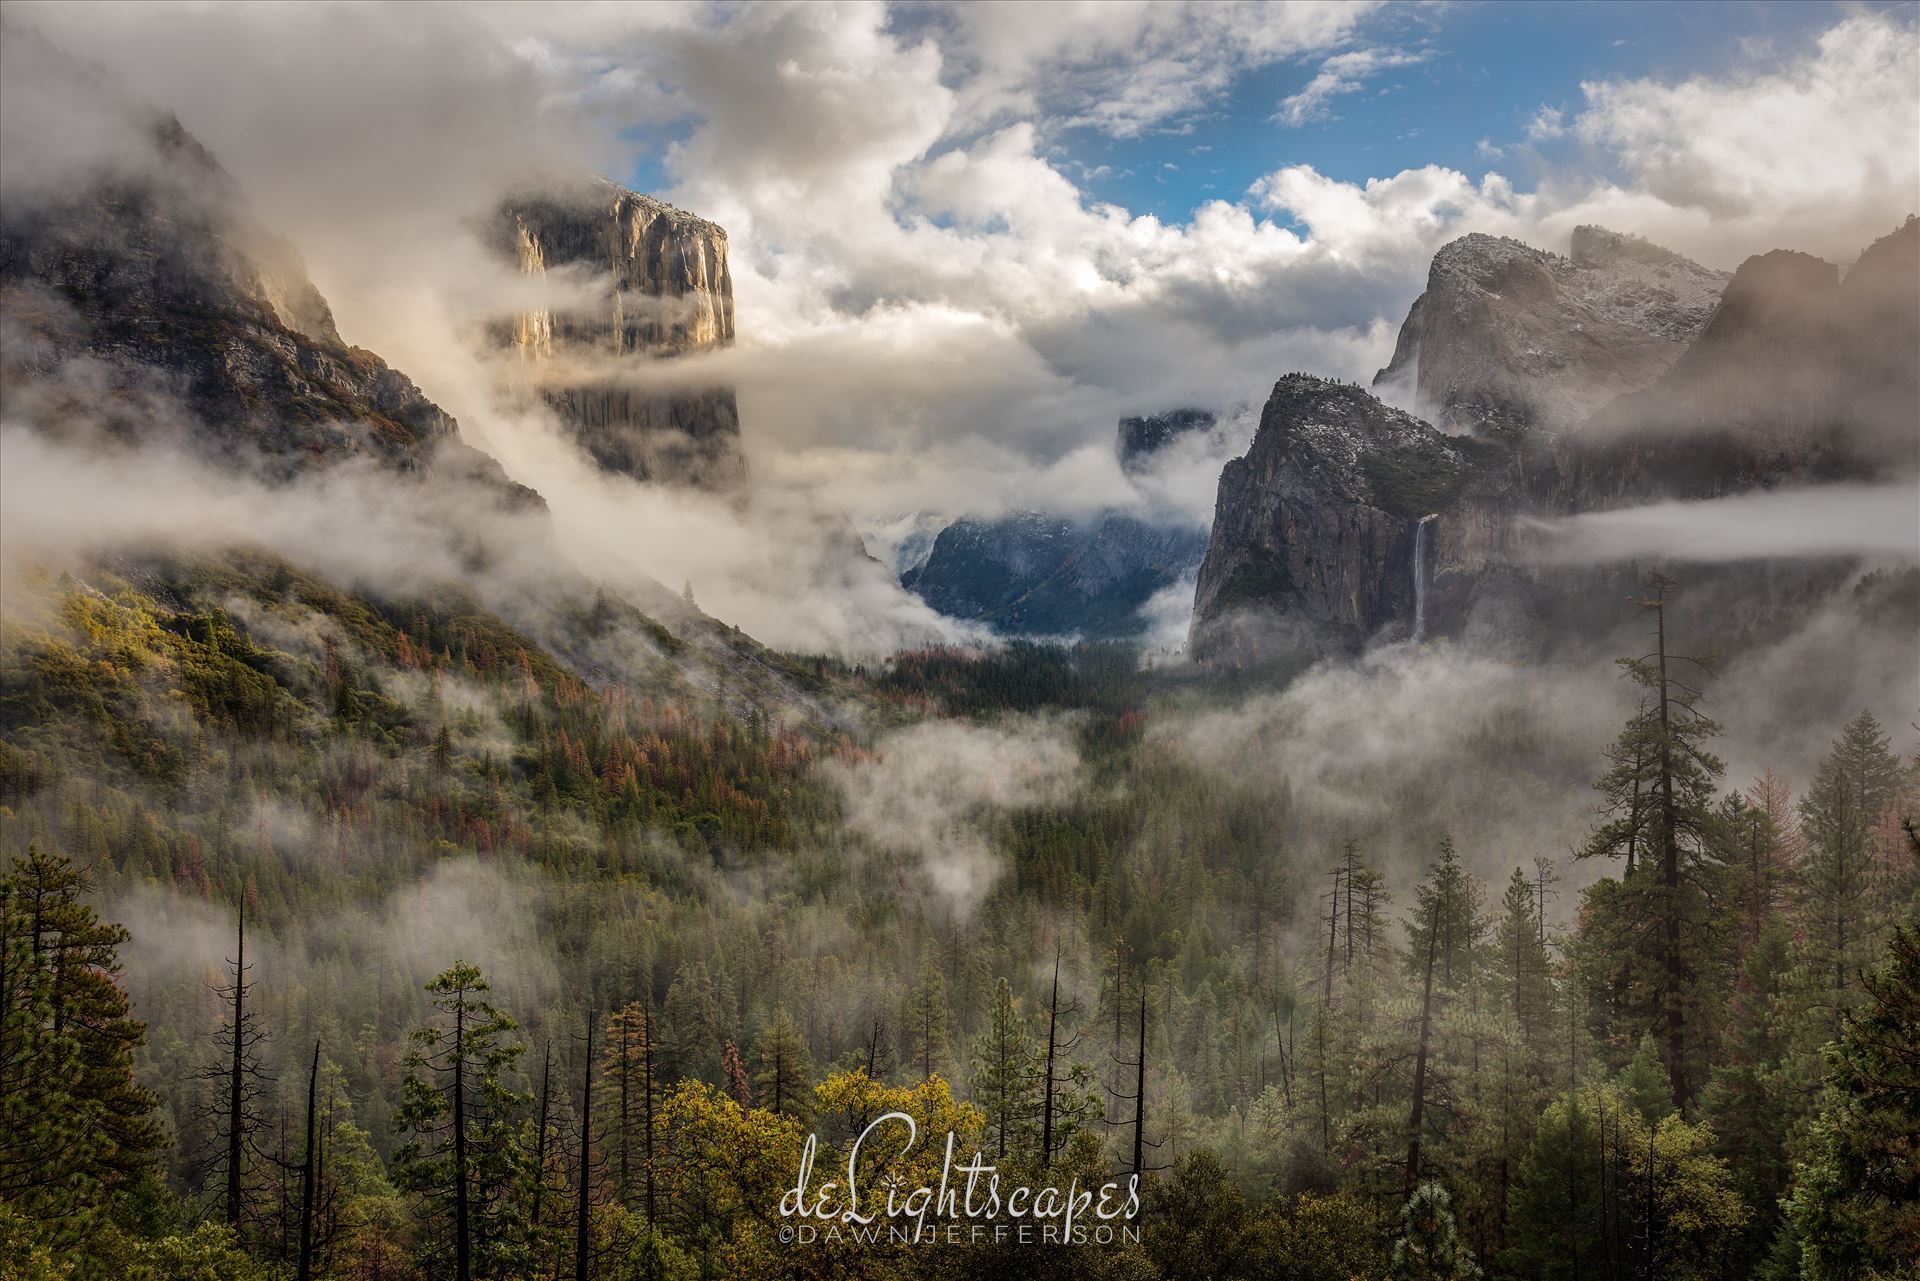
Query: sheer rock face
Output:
[[0, 87, 533, 505], [1373, 226, 1726, 434], [1194, 220, 1920, 669], [498, 180, 749, 493], [1187, 376, 1464, 666]]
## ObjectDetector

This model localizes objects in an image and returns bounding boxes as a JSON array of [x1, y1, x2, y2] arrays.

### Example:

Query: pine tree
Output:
[[1410, 837, 1484, 994], [1391, 1181, 1482, 1280], [597, 1001, 660, 1214], [1493, 866, 1558, 1072], [900, 960, 951, 1083], [660, 963, 720, 1085], [752, 1009, 813, 1123], [1795, 711, 1904, 1038], [1583, 699, 1659, 877], [1782, 920, 1920, 1279], [1700, 917, 1797, 1275], [0, 847, 161, 1257], [720, 1039, 751, 1109], [969, 978, 1040, 1159], [1582, 578, 1724, 1111], [391, 961, 531, 1281]]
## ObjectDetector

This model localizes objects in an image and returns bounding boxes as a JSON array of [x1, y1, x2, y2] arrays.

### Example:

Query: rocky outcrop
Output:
[[497, 179, 748, 492], [1374, 226, 1725, 434], [0, 29, 533, 508], [1187, 376, 1467, 665]]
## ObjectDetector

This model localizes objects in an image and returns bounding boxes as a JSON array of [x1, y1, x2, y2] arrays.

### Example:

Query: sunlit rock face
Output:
[[0, 35, 532, 505], [1374, 225, 1726, 435], [497, 178, 749, 493]]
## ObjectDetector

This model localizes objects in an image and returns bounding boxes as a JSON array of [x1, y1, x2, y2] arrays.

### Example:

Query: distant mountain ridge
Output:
[[897, 408, 1218, 639], [0, 32, 842, 721], [0, 41, 531, 504]]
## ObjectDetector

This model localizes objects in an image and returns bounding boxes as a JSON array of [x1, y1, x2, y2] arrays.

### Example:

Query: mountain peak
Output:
[[1375, 228, 1725, 434]]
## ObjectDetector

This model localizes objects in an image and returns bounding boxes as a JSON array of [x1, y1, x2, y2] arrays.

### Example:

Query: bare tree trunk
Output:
[[1131, 987, 1146, 1183], [227, 907, 246, 1230], [1652, 586, 1690, 1110], [1405, 916, 1438, 1197], [1041, 957, 1059, 1166], [577, 1016, 593, 1281], [642, 1000, 656, 1226], [532, 1044, 551, 1234], [454, 992, 470, 1281], [297, 1040, 318, 1281]]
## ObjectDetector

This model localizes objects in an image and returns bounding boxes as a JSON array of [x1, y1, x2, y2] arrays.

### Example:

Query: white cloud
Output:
[[1275, 46, 1429, 127], [1572, 12, 1920, 260], [933, 0, 1377, 137], [1525, 104, 1567, 141], [1520, 483, 1920, 567], [6, 2, 1916, 655], [829, 719, 1087, 915]]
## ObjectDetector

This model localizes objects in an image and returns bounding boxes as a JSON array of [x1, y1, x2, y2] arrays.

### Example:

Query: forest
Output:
[[1, 548, 1916, 1281]]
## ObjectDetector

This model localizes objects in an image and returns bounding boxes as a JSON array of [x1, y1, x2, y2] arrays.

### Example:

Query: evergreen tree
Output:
[[391, 961, 531, 1281], [1795, 711, 1904, 1038], [597, 1001, 661, 1217], [969, 978, 1040, 1159], [1509, 1082, 1746, 1281], [720, 1038, 751, 1109], [752, 1009, 813, 1123], [899, 960, 951, 1083], [1492, 865, 1558, 1073], [0, 847, 161, 1259], [1391, 1181, 1482, 1280], [1581, 578, 1725, 1110], [660, 964, 720, 1085], [1410, 837, 1484, 994], [1700, 917, 1797, 1277], [1781, 920, 1920, 1280]]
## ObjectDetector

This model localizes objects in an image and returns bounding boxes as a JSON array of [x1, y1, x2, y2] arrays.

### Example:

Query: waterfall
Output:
[[1411, 514, 1438, 643]]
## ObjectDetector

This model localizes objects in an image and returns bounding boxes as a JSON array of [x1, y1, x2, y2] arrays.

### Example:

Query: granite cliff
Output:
[[497, 179, 749, 492], [1187, 377, 1467, 664], [0, 105, 530, 504], [1193, 221, 1919, 668], [1374, 226, 1726, 434]]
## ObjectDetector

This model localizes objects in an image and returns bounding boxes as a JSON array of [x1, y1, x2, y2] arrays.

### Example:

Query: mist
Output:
[[1522, 481, 1920, 566]]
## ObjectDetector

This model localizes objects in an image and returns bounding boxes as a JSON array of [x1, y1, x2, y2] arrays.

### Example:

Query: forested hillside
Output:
[[3, 549, 1916, 1279]]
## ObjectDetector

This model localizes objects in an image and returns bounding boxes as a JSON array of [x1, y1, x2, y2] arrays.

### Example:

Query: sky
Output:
[[5, 0, 1919, 652]]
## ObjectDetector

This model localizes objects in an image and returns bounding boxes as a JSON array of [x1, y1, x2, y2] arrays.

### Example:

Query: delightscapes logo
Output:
[[776, 1112, 1143, 1247]]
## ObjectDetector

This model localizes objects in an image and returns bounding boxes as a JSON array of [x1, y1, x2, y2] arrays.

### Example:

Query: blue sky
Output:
[[615, 2, 1913, 235], [1026, 2, 1898, 221]]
